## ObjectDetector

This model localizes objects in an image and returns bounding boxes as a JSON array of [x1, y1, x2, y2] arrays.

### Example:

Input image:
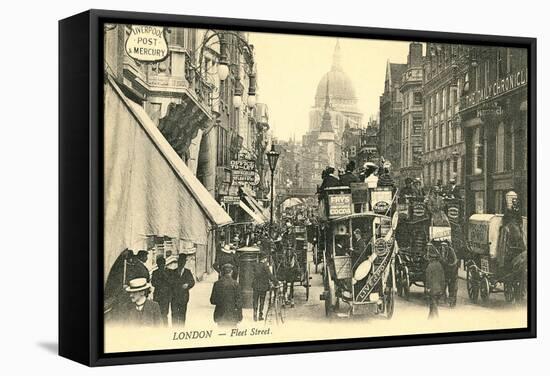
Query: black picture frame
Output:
[[59, 9, 537, 367]]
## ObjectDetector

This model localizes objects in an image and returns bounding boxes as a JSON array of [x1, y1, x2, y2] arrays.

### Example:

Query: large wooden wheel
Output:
[[402, 266, 410, 301], [466, 266, 480, 303], [384, 287, 395, 319], [504, 281, 515, 302], [305, 263, 310, 301], [479, 276, 490, 303]]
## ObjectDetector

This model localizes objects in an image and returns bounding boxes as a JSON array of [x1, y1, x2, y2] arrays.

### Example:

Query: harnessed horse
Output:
[[273, 245, 301, 307]]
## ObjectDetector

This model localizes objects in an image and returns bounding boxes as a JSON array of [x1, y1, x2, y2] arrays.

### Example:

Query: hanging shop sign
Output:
[[222, 195, 240, 205], [230, 159, 257, 185], [125, 25, 169, 63]]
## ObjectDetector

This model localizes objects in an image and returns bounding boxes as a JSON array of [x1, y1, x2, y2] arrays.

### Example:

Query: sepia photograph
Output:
[[101, 21, 531, 355]]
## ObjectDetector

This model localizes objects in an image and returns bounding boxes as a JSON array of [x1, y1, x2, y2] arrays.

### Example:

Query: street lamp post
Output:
[[266, 144, 280, 231]]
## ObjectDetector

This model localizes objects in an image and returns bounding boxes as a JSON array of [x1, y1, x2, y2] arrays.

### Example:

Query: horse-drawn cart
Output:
[[466, 213, 527, 303], [394, 197, 429, 300]]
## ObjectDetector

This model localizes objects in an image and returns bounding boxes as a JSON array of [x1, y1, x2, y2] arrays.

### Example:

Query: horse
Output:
[[273, 245, 301, 307]]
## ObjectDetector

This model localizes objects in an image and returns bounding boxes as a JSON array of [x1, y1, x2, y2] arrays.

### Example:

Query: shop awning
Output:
[[104, 75, 232, 281], [243, 194, 270, 223], [239, 200, 266, 225]]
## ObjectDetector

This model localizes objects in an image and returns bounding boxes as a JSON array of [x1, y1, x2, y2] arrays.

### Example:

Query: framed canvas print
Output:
[[59, 9, 536, 366]]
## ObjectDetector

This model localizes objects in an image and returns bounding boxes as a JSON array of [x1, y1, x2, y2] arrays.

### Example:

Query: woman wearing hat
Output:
[[121, 278, 162, 327], [214, 244, 239, 280]]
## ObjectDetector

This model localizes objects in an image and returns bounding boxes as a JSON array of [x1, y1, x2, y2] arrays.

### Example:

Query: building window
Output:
[[413, 119, 422, 135], [497, 49, 506, 79], [217, 127, 230, 167], [474, 191, 485, 214], [425, 100, 430, 119], [495, 123, 505, 173], [474, 66, 480, 91], [169, 28, 186, 46], [442, 121, 447, 147], [448, 121, 453, 145], [509, 125, 515, 171], [484, 60, 490, 88], [495, 191, 504, 214], [414, 92, 422, 105], [472, 127, 481, 173]]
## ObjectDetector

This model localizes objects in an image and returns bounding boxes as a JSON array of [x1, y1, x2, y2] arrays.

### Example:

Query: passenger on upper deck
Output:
[[359, 161, 378, 182], [413, 178, 426, 197], [377, 166, 395, 188], [319, 167, 341, 192], [340, 161, 360, 187], [401, 177, 416, 197]]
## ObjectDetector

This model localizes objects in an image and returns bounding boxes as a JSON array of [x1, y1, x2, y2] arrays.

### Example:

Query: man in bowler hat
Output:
[[169, 253, 195, 326], [252, 254, 277, 321]]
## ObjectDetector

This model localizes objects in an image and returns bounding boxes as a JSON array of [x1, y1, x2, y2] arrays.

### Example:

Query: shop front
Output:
[[103, 75, 233, 299], [461, 67, 528, 218]]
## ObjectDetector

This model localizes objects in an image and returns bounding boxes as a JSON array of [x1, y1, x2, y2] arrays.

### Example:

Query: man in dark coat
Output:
[[340, 161, 360, 187], [351, 229, 368, 267], [119, 277, 162, 327], [401, 177, 416, 197], [210, 264, 243, 326], [126, 250, 151, 283], [439, 242, 458, 307], [446, 178, 461, 198], [425, 243, 445, 319], [151, 256, 171, 325], [319, 167, 341, 192], [252, 254, 277, 321], [169, 254, 195, 326]]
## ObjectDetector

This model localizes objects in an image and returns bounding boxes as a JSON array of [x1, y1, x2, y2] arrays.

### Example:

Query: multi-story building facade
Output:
[[399, 43, 424, 180], [104, 25, 270, 275], [421, 43, 469, 188], [276, 137, 304, 190], [460, 46, 528, 217], [379, 60, 407, 179]]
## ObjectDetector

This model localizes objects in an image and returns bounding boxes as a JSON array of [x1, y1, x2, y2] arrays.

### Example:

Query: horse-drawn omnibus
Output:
[[318, 185, 398, 318], [394, 194, 459, 306]]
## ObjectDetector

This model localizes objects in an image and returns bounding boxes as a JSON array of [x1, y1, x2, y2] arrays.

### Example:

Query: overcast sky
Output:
[[248, 32, 413, 141]]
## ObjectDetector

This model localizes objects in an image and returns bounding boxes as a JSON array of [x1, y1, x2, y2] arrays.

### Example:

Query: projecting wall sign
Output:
[[125, 25, 169, 62]]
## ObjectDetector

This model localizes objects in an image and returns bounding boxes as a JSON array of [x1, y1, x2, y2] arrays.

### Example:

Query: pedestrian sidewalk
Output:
[[186, 271, 258, 326]]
